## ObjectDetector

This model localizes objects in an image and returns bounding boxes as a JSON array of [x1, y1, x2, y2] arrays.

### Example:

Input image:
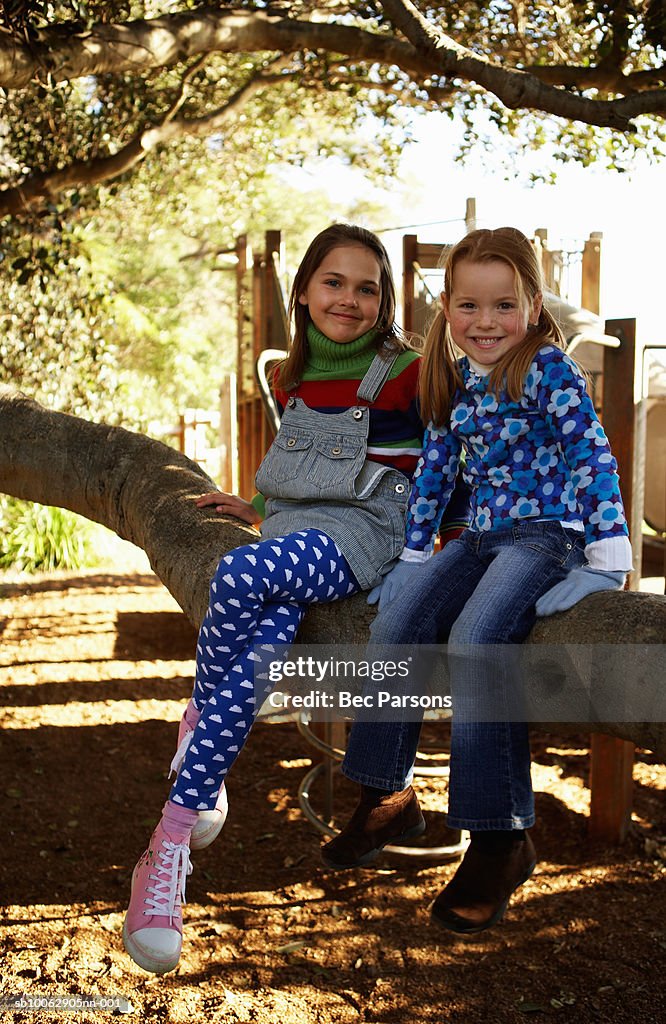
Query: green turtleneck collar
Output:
[[303, 322, 379, 377]]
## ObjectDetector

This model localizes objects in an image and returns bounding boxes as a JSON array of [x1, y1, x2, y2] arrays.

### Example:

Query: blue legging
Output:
[[170, 529, 358, 810]]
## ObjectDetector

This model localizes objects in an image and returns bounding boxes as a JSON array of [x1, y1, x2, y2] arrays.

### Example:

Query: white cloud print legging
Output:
[[169, 529, 358, 810]]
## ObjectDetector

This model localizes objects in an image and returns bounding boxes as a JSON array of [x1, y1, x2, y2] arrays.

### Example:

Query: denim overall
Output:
[[255, 347, 410, 590]]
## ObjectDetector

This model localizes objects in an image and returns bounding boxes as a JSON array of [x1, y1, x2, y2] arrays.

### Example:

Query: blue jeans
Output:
[[342, 521, 586, 830]]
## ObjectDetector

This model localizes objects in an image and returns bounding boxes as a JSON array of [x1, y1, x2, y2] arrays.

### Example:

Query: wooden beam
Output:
[[263, 229, 281, 353], [589, 734, 634, 841], [465, 197, 477, 234], [414, 242, 446, 269], [402, 234, 418, 334], [581, 232, 603, 314], [602, 319, 637, 536], [588, 317, 638, 842]]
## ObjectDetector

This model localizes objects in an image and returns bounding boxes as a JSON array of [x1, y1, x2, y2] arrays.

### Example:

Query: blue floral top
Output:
[[402, 345, 632, 571]]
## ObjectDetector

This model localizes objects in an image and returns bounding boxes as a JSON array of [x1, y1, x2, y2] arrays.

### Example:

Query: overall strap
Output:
[[356, 344, 402, 404]]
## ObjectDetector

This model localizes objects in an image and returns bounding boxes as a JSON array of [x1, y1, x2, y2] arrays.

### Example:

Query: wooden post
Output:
[[235, 232, 284, 498], [243, 250, 264, 496], [465, 197, 477, 233], [236, 234, 249, 393], [219, 373, 237, 494], [176, 414, 186, 456], [581, 232, 603, 314], [235, 234, 255, 500], [589, 318, 638, 842], [402, 234, 418, 334], [535, 228, 561, 296], [262, 231, 282, 455], [252, 250, 264, 366], [602, 319, 637, 540], [589, 735, 635, 842], [263, 230, 282, 350]]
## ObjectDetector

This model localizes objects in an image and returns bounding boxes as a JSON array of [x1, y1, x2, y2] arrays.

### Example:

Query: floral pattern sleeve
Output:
[[531, 348, 629, 550], [401, 424, 462, 561]]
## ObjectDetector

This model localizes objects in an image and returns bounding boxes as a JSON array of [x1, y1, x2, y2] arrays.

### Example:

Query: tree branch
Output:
[[1, 387, 665, 757], [528, 62, 666, 95], [380, 0, 441, 53], [0, 137, 147, 217], [597, 0, 633, 83], [630, 66, 666, 89], [269, 61, 455, 107], [379, 0, 666, 125], [324, 71, 454, 106], [0, 7, 664, 130], [0, 387, 252, 627], [0, 54, 293, 217], [162, 53, 209, 124]]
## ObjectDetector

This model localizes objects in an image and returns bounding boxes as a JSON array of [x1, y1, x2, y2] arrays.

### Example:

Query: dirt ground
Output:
[[1, 568, 665, 1024]]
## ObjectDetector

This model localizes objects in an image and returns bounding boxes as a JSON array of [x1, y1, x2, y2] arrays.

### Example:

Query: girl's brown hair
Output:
[[420, 226, 566, 427], [276, 224, 410, 390]]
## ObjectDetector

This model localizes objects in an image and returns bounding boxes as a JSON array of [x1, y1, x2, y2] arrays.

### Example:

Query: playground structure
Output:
[[179, 210, 665, 847]]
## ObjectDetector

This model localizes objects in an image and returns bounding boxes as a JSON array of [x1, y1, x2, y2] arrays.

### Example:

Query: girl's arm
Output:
[[399, 424, 462, 561], [533, 347, 631, 615], [534, 347, 632, 572], [366, 425, 461, 608]]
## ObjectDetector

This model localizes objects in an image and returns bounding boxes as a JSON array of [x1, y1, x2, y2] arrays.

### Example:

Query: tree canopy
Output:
[[1, 2, 664, 426], [0, 4, 409, 425], [0, 1, 664, 220]]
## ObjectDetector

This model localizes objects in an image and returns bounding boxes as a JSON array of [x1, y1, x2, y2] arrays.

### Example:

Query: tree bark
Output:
[[0, 388, 255, 627], [1, 389, 665, 757], [0, 7, 663, 126]]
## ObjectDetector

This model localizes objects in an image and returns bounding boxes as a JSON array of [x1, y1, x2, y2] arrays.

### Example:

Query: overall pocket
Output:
[[305, 435, 365, 498], [255, 429, 312, 493]]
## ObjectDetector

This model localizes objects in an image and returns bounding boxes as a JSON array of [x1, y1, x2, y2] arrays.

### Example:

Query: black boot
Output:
[[321, 785, 426, 869], [431, 831, 536, 933]]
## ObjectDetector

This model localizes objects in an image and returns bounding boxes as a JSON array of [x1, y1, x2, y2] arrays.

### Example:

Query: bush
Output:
[[0, 497, 100, 572]]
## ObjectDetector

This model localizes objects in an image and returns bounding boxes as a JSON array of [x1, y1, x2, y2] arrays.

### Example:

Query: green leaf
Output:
[[275, 940, 307, 954]]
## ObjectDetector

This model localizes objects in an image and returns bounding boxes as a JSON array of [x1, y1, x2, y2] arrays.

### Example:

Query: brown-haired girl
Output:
[[323, 227, 632, 934], [122, 224, 471, 973]]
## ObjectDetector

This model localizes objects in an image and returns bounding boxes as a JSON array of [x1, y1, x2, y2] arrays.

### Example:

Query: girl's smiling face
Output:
[[299, 244, 382, 344], [442, 258, 542, 367]]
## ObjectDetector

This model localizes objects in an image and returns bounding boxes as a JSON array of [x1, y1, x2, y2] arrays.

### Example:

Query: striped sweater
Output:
[[255, 324, 470, 528], [275, 325, 424, 477]]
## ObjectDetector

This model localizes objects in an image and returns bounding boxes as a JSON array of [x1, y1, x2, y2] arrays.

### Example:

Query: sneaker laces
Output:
[[169, 730, 193, 778], [144, 838, 193, 925]]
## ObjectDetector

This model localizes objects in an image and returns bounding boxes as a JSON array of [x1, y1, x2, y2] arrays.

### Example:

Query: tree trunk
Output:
[[1, 389, 665, 757], [0, 389, 255, 626]]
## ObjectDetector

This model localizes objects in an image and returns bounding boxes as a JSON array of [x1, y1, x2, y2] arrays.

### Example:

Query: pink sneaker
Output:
[[122, 820, 192, 974], [170, 700, 229, 852]]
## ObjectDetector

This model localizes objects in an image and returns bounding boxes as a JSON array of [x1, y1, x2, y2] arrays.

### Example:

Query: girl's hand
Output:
[[367, 560, 426, 611], [196, 491, 261, 526], [535, 567, 626, 616]]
